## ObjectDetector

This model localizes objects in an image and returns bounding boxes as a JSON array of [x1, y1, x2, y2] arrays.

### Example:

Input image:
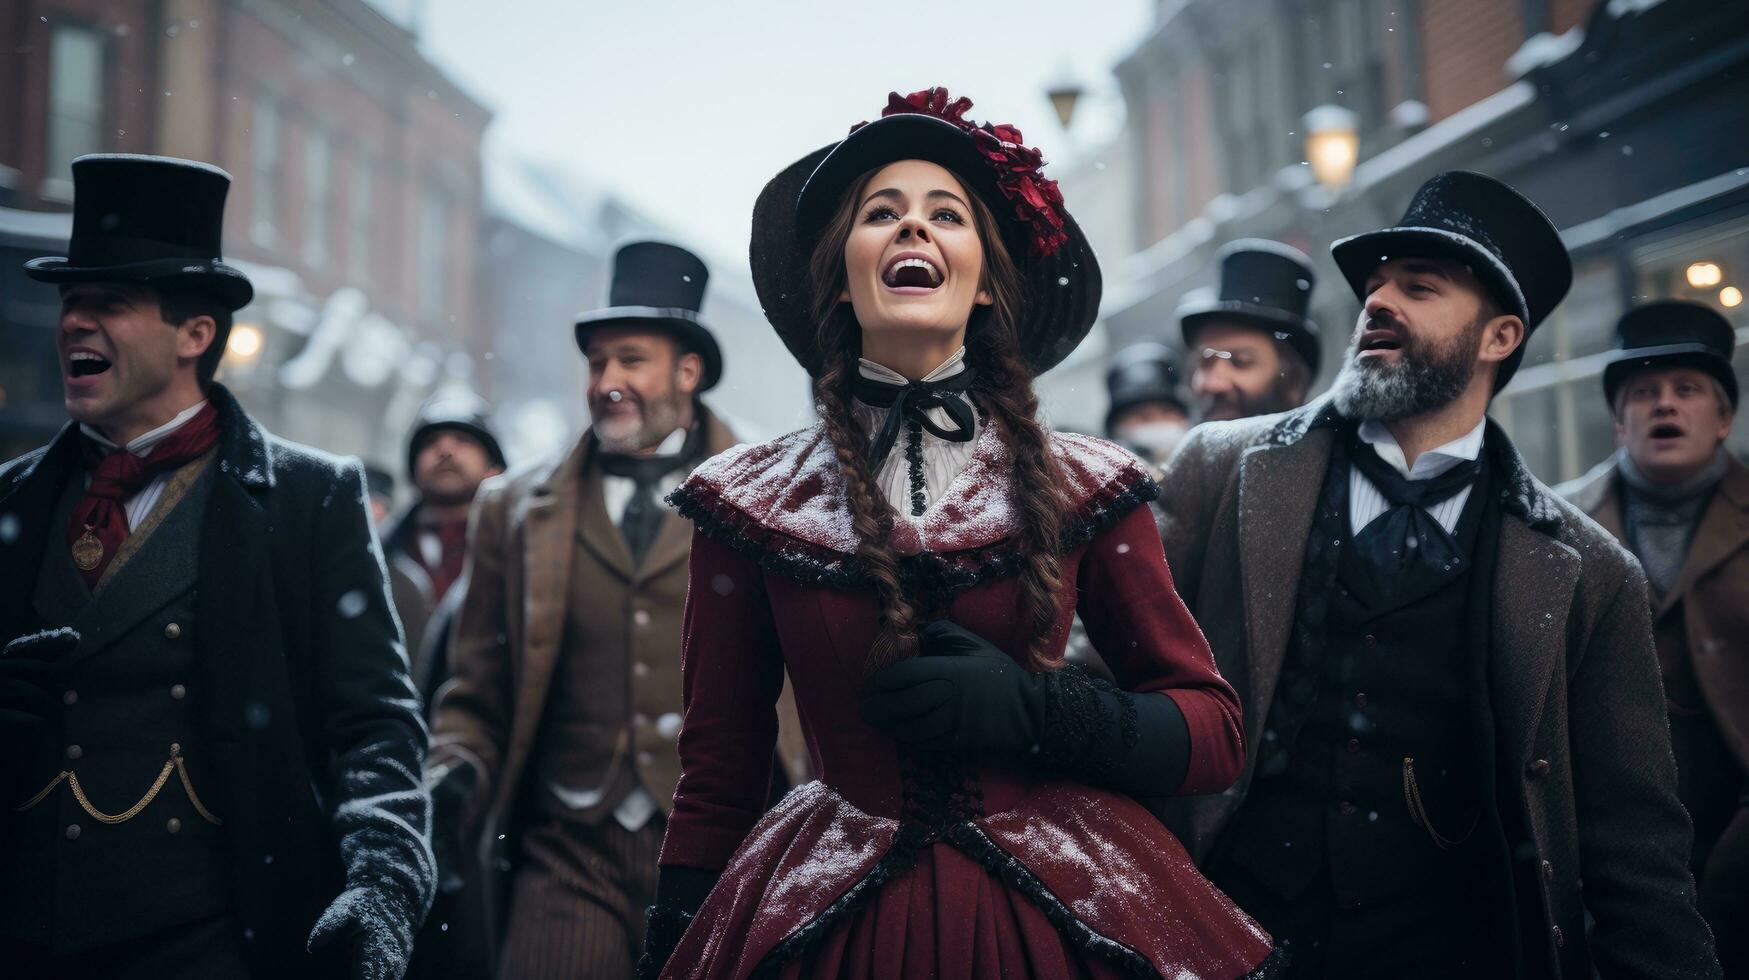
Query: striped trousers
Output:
[[498, 812, 665, 979]]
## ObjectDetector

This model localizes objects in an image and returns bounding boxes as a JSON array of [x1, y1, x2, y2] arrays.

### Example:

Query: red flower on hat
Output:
[[851, 87, 1070, 258]]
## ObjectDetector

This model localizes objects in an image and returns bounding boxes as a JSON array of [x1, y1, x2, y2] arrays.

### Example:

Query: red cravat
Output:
[[67, 403, 221, 588]]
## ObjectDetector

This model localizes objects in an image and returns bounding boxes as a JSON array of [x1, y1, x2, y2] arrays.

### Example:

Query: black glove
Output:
[[427, 762, 477, 895], [0, 628, 79, 735], [859, 620, 1192, 795], [637, 866, 720, 980], [307, 882, 422, 980]]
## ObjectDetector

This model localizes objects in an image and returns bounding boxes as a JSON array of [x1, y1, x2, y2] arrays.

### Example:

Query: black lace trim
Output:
[[668, 470, 1160, 601], [904, 420, 927, 517], [1037, 666, 1139, 784]]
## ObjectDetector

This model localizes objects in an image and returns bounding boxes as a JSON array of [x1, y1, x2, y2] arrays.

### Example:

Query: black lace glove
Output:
[[859, 620, 1192, 795], [0, 628, 78, 736], [637, 866, 720, 980]]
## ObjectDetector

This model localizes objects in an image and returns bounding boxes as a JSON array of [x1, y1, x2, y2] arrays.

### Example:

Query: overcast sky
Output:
[[386, 0, 1152, 262]]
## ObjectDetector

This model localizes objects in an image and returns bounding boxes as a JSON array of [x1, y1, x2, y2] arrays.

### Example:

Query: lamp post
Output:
[[1304, 104, 1360, 190], [1046, 62, 1085, 130]]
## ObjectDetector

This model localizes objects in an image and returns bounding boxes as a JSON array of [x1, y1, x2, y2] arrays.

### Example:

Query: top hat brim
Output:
[[751, 124, 1101, 378], [573, 306, 723, 391], [406, 419, 508, 479], [1330, 227, 1530, 326], [1601, 342, 1740, 408], [1178, 300, 1322, 375], [24, 255, 255, 311]]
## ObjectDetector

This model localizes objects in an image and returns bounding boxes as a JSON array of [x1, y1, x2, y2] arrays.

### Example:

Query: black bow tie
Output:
[[1346, 435, 1482, 596], [850, 369, 977, 469]]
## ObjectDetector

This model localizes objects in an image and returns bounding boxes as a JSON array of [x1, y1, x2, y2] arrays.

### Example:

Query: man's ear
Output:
[[675, 350, 704, 395], [176, 314, 219, 363], [1478, 314, 1525, 366]]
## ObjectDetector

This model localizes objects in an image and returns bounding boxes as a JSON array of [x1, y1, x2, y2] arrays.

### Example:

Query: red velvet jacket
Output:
[[658, 422, 1273, 979]]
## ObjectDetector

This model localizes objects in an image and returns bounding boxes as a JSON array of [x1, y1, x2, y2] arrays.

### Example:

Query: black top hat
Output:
[[1602, 300, 1739, 408], [750, 88, 1101, 377], [1105, 342, 1187, 432], [1330, 171, 1571, 389], [1178, 239, 1321, 374], [406, 391, 507, 480], [574, 241, 723, 391], [363, 463, 396, 502], [23, 154, 253, 310]]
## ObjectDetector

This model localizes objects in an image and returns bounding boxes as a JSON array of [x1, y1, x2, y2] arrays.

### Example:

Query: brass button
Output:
[[166, 817, 182, 834], [62, 690, 78, 706], [1526, 758, 1551, 778], [633, 662, 651, 677], [65, 745, 82, 761], [65, 824, 81, 840], [1362, 634, 1378, 649], [1346, 738, 1360, 754], [1338, 801, 1357, 816], [1552, 925, 1565, 948], [170, 684, 187, 700], [632, 610, 651, 628], [164, 623, 182, 639], [1354, 693, 1368, 708]]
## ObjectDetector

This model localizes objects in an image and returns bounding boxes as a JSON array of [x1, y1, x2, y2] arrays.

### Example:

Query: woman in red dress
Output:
[[639, 88, 1279, 980]]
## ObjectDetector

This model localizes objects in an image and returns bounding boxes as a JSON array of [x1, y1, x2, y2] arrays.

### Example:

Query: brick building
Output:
[[1048, 0, 1749, 482], [0, 0, 490, 465]]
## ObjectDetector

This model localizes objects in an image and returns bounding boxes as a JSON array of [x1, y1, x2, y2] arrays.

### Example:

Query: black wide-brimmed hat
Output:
[[1105, 342, 1188, 432], [575, 241, 723, 391], [1331, 171, 1571, 389], [750, 87, 1101, 377], [24, 153, 253, 310], [406, 391, 507, 480], [1602, 300, 1739, 408], [1178, 239, 1321, 374]]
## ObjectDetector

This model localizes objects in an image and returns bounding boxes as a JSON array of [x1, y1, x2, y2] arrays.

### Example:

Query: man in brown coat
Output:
[[1159, 173, 1717, 979], [1565, 299, 1746, 976], [425, 243, 805, 978]]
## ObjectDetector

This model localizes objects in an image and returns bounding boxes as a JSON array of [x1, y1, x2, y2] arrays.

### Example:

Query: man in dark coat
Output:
[[1565, 300, 1747, 976], [1105, 341, 1193, 467], [381, 394, 505, 700], [1159, 171, 1717, 979], [1180, 239, 1322, 421], [0, 154, 433, 979]]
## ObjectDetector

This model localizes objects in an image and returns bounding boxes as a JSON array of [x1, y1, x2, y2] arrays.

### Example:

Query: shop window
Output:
[[43, 24, 107, 201], [303, 127, 331, 270], [252, 92, 282, 247]]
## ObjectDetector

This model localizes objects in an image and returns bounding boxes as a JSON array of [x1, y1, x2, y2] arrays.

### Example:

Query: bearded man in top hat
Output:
[[1181, 239, 1322, 422], [425, 241, 807, 978], [1564, 299, 1747, 976], [0, 154, 433, 978], [1106, 341, 1193, 467], [1158, 171, 1718, 979]]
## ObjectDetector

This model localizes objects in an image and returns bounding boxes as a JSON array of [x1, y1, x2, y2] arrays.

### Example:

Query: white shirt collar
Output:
[[80, 399, 210, 457], [1356, 416, 1486, 480], [857, 346, 967, 386]]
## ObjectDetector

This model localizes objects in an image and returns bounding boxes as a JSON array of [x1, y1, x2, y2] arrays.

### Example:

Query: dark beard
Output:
[[1199, 375, 1304, 421], [1331, 313, 1483, 422]]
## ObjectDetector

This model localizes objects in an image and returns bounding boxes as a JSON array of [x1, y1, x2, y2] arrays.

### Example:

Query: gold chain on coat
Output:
[[15, 742, 222, 826], [1402, 756, 1475, 850]]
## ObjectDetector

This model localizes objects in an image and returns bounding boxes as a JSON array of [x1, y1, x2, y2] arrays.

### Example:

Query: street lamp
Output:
[[1046, 63, 1084, 130], [1304, 105, 1360, 190], [1722, 286, 1744, 309], [1687, 262, 1723, 288], [226, 322, 265, 370]]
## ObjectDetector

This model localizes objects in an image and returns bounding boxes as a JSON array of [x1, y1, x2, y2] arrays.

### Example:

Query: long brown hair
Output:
[[807, 168, 1070, 672]]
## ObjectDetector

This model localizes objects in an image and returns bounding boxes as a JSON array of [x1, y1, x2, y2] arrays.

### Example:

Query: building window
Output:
[[417, 188, 449, 316], [43, 24, 107, 201], [252, 92, 282, 247], [350, 147, 374, 282], [302, 127, 331, 269]]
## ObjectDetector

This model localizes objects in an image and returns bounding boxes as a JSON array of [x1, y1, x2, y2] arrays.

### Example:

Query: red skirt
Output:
[[661, 781, 1277, 980]]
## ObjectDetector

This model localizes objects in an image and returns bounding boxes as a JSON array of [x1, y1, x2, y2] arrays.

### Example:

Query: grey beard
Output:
[[597, 393, 689, 454], [1330, 336, 1472, 422]]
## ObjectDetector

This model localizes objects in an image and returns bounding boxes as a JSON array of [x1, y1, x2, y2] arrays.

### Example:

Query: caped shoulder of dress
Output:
[[667, 420, 1159, 595]]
